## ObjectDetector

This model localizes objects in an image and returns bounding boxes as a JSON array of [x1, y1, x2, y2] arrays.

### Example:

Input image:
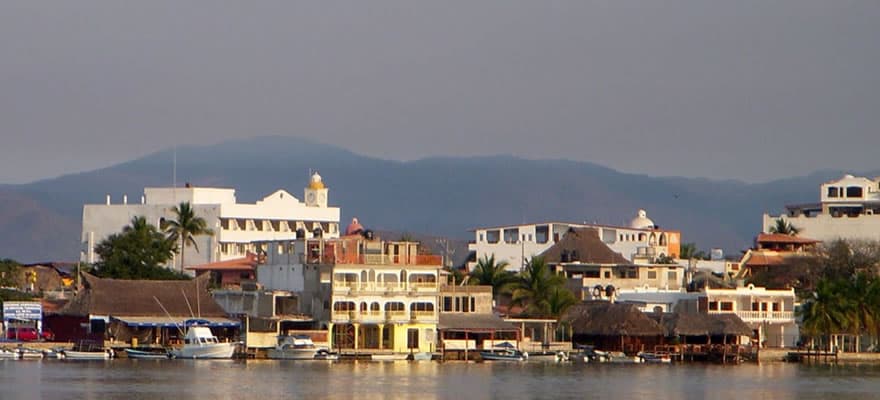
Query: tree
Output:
[[469, 255, 515, 301], [162, 202, 214, 272], [800, 278, 851, 351], [0, 258, 21, 288], [679, 242, 709, 260], [509, 257, 570, 317], [546, 286, 577, 318], [768, 217, 800, 236], [94, 216, 185, 280]]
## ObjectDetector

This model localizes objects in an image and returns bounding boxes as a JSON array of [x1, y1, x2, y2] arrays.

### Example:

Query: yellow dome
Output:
[[309, 172, 325, 189]]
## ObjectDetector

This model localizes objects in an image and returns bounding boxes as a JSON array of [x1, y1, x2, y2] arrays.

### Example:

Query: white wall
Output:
[[763, 213, 880, 243]]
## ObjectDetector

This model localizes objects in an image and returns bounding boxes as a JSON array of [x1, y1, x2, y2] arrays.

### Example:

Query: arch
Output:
[[370, 302, 380, 312], [368, 269, 376, 283], [360, 270, 367, 283], [333, 301, 356, 312], [360, 302, 368, 312], [648, 233, 657, 246], [659, 233, 667, 246], [638, 233, 647, 242]]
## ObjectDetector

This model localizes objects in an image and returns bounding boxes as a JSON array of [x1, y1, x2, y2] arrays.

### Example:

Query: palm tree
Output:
[[509, 257, 569, 317], [469, 255, 515, 301], [845, 273, 880, 352], [547, 286, 577, 318], [800, 279, 851, 351], [769, 218, 800, 236], [162, 202, 214, 272]]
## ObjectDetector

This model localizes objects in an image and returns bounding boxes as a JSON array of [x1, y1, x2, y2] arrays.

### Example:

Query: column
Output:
[[327, 323, 334, 351], [378, 324, 385, 350], [354, 323, 360, 351]]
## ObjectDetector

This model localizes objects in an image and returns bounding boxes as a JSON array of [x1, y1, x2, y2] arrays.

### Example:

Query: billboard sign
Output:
[[2, 301, 42, 321]]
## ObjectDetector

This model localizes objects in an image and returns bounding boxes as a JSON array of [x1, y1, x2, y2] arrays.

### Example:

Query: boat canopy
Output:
[[110, 316, 240, 328]]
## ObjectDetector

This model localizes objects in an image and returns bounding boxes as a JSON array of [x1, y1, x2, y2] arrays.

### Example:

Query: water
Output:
[[2, 360, 880, 400]]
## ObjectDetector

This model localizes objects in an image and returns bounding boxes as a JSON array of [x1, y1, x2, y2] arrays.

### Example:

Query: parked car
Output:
[[5, 327, 53, 341]]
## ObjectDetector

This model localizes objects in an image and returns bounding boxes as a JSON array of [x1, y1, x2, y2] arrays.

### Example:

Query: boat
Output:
[[314, 348, 339, 361], [371, 353, 409, 361], [0, 348, 21, 360], [480, 342, 528, 362], [42, 348, 64, 359], [570, 346, 611, 363], [638, 352, 672, 364], [170, 326, 237, 359], [607, 351, 645, 364], [266, 335, 324, 360], [18, 347, 44, 360], [525, 351, 568, 362], [410, 352, 433, 361], [63, 341, 114, 360], [125, 348, 171, 360]]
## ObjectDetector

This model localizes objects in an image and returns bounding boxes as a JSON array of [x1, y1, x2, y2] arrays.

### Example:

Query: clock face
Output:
[[307, 193, 316, 203]]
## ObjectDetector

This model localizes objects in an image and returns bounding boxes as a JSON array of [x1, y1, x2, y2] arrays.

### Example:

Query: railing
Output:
[[385, 311, 408, 321], [709, 310, 794, 321], [311, 252, 443, 266], [331, 281, 437, 292]]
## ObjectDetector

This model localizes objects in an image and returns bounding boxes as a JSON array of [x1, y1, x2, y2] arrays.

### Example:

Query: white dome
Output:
[[630, 209, 655, 229]]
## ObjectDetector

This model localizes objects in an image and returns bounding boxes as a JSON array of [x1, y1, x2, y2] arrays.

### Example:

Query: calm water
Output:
[[2, 360, 880, 400]]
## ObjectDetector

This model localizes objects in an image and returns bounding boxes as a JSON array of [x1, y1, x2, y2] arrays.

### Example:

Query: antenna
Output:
[[181, 289, 195, 319], [154, 296, 185, 337]]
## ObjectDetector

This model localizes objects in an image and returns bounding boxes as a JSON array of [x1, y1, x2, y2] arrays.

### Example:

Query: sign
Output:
[[2, 301, 42, 321]]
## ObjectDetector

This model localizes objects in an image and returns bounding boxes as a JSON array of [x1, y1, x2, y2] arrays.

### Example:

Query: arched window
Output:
[[659, 233, 667, 246]]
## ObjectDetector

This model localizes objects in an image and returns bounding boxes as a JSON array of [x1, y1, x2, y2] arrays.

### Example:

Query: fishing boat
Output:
[[125, 348, 171, 359], [170, 325, 236, 359], [267, 335, 323, 360], [63, 341, 114, 360]]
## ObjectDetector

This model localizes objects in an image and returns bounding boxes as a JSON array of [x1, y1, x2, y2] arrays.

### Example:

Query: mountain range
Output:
[[1, 136, 875, 264]]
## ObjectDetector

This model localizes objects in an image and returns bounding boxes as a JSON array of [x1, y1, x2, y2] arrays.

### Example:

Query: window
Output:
[[407, 328, 419, 349], [761, 303, 768, 311], [486, 230, 500, 244], [720, 302, 734, 311], [847, 186, 863, 198], [827, 187, 839, 198], [647, 271, 657, 279], [708, 301, 718, 311], [462, 297, 470, 312], [604, 271, 611, 279], [667, 271, 677, 281], [772, 303, 780, 312], [528, 234, 533, 241], [584, 270, 600, 278], [752, 302, 760, 311], [536, 226, 549, 244], [626, 269, 638, 279], [443, 297, 453, 312], [471, 297, 476, 312], [503, 228, 519, 244], [479, 234, 484, 242]]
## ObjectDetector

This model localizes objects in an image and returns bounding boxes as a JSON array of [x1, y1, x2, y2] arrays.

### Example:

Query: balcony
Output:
[[385, 311, 408, 321], [410, 311, 437, 321], [310, 253, 442, 266], [709, 310, 794, 323], [331, 281, 437, 294]]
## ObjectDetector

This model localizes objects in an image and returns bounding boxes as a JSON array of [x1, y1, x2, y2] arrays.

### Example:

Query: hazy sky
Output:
[[2, 1, 879, 184]]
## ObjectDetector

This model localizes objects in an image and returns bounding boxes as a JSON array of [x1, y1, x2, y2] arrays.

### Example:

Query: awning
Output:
[[110, 316, 240, 328], [438, 313, 519, 332]]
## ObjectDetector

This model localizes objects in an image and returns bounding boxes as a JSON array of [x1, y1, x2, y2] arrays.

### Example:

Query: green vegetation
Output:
[[468, 255, 515, 301], [509, 257, 576, 318], [678, 242, 709, 260], [92, 216, 187, 280], [0, 258, 22, 288], [161, 202, 214, 272], [768, 217, 800, 236]]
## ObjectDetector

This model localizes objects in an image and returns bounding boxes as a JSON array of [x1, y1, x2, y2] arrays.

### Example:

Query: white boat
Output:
[[371, 353, 409, 361], [0, 348, 21, 360], [638, 352, 672, 364], [170, 326, 236, 359], [266, 335, 323, 360], [411, 352, 433, 361], [63, 350, 113, 360], [125, 348, 171, 359], [314, 349, 339, 361], [18, 348, 44, 360]]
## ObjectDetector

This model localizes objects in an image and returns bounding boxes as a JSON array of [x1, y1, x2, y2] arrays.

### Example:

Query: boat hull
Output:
[[125, 349, 171, 360], [63, 350, 111, 360], [266, 348, 318, 360], [171, 343, 236, 359], [371, 354, 409, 361], [480, 352, 526, 362]]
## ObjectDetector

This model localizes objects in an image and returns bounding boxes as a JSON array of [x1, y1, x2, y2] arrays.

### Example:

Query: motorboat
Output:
[[638, 352, 672, 364], [371, 353, 409, 361], [0, 348, 21, 360], [607, 352, 645, 364], [125, 348, 171, 360], [170, 326, 237, 359], [267, 335, 324, 360], [479, 348, 528, 362], [63, 341, 114, 360], [18, 347, 44, 360], [410, 352, 433, 361], [314, 348, 339, 361], [525, 351, 568, 362], [571, 346, 611, 363], [42, 348, 64, 359]]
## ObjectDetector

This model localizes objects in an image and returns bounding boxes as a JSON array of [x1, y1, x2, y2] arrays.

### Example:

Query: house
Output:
[[562, 301, 666, 354], [762, 174, 880, 244], [81, 172, 341, 270], [468, 209, 681, 271], [187, 252, 260, 289], [540, 228, 686, 300], [436, 284, 521, 358], [729, 233, 819, 282], [44, 273, 239, 345], [700, 284, 798, 348]]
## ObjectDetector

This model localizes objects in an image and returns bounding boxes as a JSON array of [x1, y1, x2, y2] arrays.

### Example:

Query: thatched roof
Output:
[[439, 313, 519, 331], [562, 301, 664, 336], [55, 273, 227, 318], [540, 228, 631, 265], [653, 312, 753, 337]]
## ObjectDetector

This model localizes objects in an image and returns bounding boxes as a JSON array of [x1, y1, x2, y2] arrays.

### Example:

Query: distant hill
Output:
[[0, 135, 876, 263]]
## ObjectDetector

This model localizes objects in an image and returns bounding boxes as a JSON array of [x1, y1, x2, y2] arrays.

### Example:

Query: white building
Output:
[[701, 285, 798, 348], [468, 209, 681, 271], [763, 174, 880, 243], [81, 172, 341, 269]]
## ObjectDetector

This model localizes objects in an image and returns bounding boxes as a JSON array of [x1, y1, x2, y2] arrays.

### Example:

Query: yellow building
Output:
[[312, 236, 442, 354]]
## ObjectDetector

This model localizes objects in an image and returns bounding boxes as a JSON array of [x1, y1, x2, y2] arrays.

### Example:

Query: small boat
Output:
[[607, 352, 644, 364], [525, 351, 568, 362], [638, 352, 672, 364], [411, 352, 433, 361], [170, 326, 237, 359], [0, 348, 21, 360], [314, 349, 339, 361], [480, 348, 528, 362], [18, 347, 44, 360], [42, 348, 64, 359], [63, 341, 113, 360], [571, 346, 611, 363], [371, 353, 409, 361], [125, 348, 171, 360], [267, 335, 323, 360]]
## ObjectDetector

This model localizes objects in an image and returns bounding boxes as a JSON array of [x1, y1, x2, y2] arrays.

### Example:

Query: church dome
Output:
[[345, 217, 365, 236], [630, 209, 655, 229], [309, 172, 325, 189]]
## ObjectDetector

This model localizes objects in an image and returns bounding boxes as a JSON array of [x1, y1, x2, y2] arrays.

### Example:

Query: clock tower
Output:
[[304, 172, 328, 207]]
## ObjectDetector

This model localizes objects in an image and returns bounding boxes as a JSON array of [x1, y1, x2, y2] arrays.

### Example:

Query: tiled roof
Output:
[[186, 253, 258, 271], [756, 233, 819, 244]]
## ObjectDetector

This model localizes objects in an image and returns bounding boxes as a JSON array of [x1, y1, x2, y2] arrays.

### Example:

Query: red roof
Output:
[[757, 233, 819, 244], [187, 253, 258, 271], [744, 253, 787, 267]]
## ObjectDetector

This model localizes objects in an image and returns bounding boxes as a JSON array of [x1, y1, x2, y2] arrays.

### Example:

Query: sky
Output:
[[2, 1, 879, 184]]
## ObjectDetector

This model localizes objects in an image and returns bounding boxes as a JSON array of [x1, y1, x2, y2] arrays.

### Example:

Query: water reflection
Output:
[[2, 360, 880, 400]]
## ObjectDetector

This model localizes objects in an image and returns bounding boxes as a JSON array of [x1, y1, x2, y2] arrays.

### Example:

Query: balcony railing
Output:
[[308, 253, 443, 266], [331, 281, 438, 292], [709, 310, 794, 322], [385, 311, 408, 321]]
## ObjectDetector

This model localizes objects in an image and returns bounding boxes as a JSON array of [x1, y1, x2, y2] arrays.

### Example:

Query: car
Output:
[[5, 327, 53, 342]]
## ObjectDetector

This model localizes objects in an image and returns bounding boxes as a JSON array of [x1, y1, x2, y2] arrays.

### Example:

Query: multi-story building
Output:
[[468, 209, 681, 271], [81, 172, 340, 269], [700, 285, 798, 348], [763, 174, 880, 243]]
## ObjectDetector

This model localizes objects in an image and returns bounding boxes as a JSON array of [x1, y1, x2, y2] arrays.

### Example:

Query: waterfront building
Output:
[[468, 209, 681, 271], [541, 228, 686, 300], [730, 233, 819, 280], [80, 172, 341, 270], [762, 174, 880, 243], [700, 285, 798, 348]]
